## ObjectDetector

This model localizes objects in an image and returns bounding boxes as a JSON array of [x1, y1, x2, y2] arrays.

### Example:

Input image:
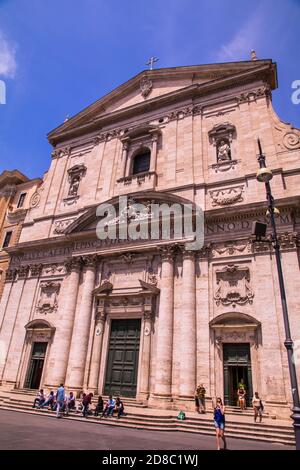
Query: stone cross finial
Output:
[[146, 57, 159, 70]]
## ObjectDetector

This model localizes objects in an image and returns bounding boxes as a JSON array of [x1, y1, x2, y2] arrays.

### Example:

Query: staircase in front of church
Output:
[[0, 389, 295, 447]]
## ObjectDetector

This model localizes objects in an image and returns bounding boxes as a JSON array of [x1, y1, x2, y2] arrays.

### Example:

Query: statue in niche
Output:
[[217, 140, 231, 161], [68, 175, 80, 197]]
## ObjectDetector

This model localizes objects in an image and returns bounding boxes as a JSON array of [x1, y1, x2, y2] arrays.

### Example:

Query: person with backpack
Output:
[[252, 392, 263, 422], [213, 397, 227, 451]]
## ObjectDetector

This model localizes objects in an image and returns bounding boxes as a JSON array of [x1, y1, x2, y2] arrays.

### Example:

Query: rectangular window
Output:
[[2, 231, 12, 248], [17, 192, 27, 208]]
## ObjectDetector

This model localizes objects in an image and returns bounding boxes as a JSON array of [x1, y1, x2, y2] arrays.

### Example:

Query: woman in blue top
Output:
[[213, 397, 227, 450]]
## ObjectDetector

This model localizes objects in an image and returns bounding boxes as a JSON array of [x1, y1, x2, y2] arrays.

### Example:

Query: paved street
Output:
[[0, 410, 294, 450]]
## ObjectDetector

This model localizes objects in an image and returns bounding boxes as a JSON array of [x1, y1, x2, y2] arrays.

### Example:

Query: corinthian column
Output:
[[88, 308, 106, 393], [45, 257, 82, 387], [152, 249, 174, 403], [179, 250, 196, 398], [66, 255, 97, 391]]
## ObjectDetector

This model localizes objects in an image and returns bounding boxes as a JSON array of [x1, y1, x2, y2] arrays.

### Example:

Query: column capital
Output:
[[5, 268, 17, 282], [182, 249, 196, 260], [17, 265, 30, 279], [65, 256, 82, 274], [159, 246, 176, 262], [82, 254, 99, 269]]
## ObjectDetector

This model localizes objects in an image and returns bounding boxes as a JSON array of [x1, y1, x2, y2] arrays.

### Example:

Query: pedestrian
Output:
[[32, 389, 45, 408], [102, 395, 116, 417], [82, 392, 93, 417], [194, 383, 206, 414], [94, 396, 104, 416], [213, 397, 227, 451], [237, 385, 246, 410], [115, 396, 124, 418], [76, 392, 85, 413], [66, 392, 76, 414], [55, 383, 65, 418], [252, 392, 263, 423], [38, 391, 54, 409]]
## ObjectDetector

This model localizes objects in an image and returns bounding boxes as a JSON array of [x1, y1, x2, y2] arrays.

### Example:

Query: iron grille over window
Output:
[[132, 151, 151, 175]]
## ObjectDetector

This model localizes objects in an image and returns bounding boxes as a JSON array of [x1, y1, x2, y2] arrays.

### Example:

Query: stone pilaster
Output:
[[150, 248, 174, 405], [44, 257, 82, 387], [121, 139, 129, 178], [65, 255, 97, 391], [138, 302, 153, 402], [150, 131, 159, 172], [88, 308, 106, 393], [179, 250, 196, 399]]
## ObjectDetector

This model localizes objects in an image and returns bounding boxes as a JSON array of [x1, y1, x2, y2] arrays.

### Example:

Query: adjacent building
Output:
[[0, 170, 41, 299], [0, 57, 299, 419]]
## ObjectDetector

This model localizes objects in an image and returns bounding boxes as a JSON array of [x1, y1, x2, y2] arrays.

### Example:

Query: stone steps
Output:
[[0, 398, 294, 446]]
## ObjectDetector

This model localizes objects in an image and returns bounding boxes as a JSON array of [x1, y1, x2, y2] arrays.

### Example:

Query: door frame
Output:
[[20, 319, 55, 390], [99, 312, 146, 399], [104, 318, 142, 397], [24, 341, 48, 389], [223, 343, 253, 406], [210, 313, 261, 403]]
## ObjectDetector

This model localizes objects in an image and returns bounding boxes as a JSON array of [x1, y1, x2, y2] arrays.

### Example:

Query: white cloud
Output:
[[215, 8, 264, 62], [0, 30, 17, 78]]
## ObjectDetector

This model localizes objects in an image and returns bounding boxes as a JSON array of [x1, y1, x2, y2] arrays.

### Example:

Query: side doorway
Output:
[[24, 342, 47, 389], [223, 343, 253, 407]]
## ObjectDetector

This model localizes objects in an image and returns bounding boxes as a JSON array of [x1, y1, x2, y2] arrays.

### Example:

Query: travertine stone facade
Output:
[[0, 59, 300, 419]]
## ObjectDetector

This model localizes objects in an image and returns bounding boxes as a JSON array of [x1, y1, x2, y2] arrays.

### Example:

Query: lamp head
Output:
[[266, 207, 280, 218], [256, 167, 273, 183]]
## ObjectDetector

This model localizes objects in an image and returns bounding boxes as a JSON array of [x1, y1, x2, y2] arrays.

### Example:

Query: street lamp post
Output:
[[255, 138, 300, 449]]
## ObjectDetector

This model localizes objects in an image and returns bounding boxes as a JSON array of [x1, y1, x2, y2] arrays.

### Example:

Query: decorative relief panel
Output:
[[53, 218, 77, 234], [209, 185, 244, 206], [36, 281, 61, 314], [214, 264, 254, 307], [42, 264, 66, 276], [211, 240, 251, 257], [30, 185, 44, 209]]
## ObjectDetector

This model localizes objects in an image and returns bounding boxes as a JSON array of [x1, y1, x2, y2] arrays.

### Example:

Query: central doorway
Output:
[[223, 343, 253, 406], [24, 342, 47, 389], [104, 318, 141, 397]]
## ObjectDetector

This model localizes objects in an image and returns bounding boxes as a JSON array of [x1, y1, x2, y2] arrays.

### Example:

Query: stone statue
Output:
[[68, 175, 80, 196], [217, 140, 231, 161]]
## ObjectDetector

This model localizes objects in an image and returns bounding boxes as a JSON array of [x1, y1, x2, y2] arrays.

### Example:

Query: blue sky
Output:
[[0, 0, 299, 179]]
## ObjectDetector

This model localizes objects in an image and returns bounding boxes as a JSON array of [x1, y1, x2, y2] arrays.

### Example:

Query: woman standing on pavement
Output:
[[213, 397, 227, 451]]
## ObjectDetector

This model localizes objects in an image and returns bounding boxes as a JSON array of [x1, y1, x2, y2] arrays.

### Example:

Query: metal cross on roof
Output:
[[146, 57, 159, 70]]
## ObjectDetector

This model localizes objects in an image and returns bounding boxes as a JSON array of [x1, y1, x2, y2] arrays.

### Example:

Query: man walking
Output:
[[56, 383, 65, 418]]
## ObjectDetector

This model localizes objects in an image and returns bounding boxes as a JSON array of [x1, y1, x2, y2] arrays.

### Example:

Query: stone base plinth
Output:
[[148, 394, 173, 409]]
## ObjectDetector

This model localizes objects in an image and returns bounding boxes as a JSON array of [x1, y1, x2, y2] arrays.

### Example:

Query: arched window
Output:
[[132, 149, 151, 175]]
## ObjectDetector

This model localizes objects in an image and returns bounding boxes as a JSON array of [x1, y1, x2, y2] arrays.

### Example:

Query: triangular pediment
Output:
[[65, 191, 195, 235], [48, 60, 276, 143]]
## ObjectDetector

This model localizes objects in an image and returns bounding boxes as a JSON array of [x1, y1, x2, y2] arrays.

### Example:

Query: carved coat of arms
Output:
[[140, 76, 153, 98]]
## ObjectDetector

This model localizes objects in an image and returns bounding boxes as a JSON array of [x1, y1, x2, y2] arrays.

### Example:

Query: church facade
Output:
[[0, 58, 300, 419]]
